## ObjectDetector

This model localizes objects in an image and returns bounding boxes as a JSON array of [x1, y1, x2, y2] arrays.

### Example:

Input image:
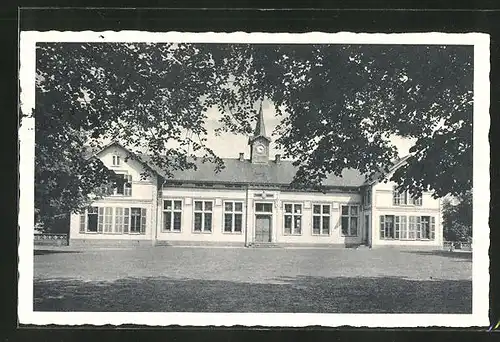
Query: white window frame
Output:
[[312, 203, 331, 236], [193, 200, 214, 233], [340, 205, 359, 237], [162, 199, 183, 232], [283, 202, 303, 236], [223, 200, 244, 234]]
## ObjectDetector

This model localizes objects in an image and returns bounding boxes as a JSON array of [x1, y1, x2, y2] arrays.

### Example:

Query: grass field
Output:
[[33, 246, 472, 313]]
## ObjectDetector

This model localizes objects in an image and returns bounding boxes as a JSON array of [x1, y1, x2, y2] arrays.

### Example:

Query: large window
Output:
[[341, 205, 359, 236], [381, 215, 435, 240], [163, 200, 182, 232], [79, 206, 144, 234], [284, 203, 302, 235], [393, 187, 422, 206], [130, 207, 146, 233], [312, 204, 330, 235], [224, 201, 243, 233], [194, 200, 213, 232]]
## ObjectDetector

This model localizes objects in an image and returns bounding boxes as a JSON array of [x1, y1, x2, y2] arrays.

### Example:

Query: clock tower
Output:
[[249, 104, 271, 164]]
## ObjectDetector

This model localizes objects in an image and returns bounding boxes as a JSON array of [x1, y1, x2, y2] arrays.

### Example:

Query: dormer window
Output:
[[112, 155, 121, 166]]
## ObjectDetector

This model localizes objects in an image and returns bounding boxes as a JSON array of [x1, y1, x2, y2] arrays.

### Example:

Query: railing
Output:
[[34, 233, 69, 246], [443, 241, 472, 251]]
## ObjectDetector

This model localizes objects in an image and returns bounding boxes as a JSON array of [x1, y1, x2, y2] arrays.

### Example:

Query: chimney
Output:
[[275, 154, 281, 164], [239, 153, 245, 161]]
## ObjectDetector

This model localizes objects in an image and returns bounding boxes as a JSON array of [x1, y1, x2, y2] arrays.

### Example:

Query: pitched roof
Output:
[[140, 155, 367, 188]]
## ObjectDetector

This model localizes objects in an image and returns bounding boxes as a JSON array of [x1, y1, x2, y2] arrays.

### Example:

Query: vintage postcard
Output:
[[18, 31, 490, 327]]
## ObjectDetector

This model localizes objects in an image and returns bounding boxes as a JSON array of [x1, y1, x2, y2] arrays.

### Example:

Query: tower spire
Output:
[[253, 101, 267, 138]]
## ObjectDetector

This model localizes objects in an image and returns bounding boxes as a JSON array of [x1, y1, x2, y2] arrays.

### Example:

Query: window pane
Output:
[[174, 200, 182, 210], [132, 208, 141, 215], [350, 206, 358, 216], [164, 212, 172, 231], [284, 215, 292, 231], [194, 213, 202, 231], [350, 217, 358, 236], [341, 217, 349, 235], [294, 216, 302, 234], [194, 201, 203, 211], [341, 206, 349, 215], [204, 201, 213, 211], [164, 200, 172, 210], [322, 216, 330, 234], [313, 205, 321, 214], [204, 213, 212, 231], [284, 204, 292, 213], [173, 212, 181, 231], [322, 205, 330, 214], [225, 202, 233, 212], [313, 216, 321, 234], [255, 203, 263, 212], [294, 204, 302, 214], [224, 214, 232, 232], [235, 202, 243, 212], [263, 203, 273, 212], [284, 225, 292, 235], [234, 214, 242, 232]]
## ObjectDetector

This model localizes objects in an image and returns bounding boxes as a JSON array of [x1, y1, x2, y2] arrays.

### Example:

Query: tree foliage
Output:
[[442, 191, 473, 242], [33, 42, 473, 229]]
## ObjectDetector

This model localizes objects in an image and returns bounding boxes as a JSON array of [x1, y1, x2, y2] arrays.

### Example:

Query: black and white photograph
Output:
[[18, 31, 490, 327]]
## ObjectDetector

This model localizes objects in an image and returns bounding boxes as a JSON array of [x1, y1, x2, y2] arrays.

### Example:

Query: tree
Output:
[[34, 43, 472, 230], [442, 191, 473, 242]]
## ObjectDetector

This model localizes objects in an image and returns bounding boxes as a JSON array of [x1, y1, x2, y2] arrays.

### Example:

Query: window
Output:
[[112, 155, 121, 166], [114, 174, 132, 196], [381, 215, 435, 240], [163, 200, 182, 232], [255, 202, 273, 213], [194, 200, 213, 232], [416, 215, 435, 240], [130, 207, 146, 233], [79, 207, 139, 234], [103, 207, 113, 233], [284, 203, 302, 235], [393, 186, 423, 206], [380, 215, 394, 239], [80, 207, 98, 233], [312, 204, 330, 235], [224, 201, 243, 233], [341, 205, 359, 236]]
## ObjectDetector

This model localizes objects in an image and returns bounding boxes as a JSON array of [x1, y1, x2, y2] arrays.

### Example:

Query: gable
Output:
[[95, 143, 154, 182]]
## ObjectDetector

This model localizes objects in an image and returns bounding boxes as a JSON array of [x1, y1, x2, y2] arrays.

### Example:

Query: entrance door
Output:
[[255, 215, 271, 243]]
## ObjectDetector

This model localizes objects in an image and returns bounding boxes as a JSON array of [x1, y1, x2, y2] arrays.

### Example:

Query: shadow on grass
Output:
[[34, 275, 472, 313], [402, 250, 472, 260], [34, 250, 82, 255]]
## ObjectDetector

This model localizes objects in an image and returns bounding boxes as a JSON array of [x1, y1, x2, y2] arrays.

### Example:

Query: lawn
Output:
[[33, 246, 472, 313]]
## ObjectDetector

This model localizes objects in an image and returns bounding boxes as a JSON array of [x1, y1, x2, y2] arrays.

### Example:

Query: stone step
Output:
[[251, 243, 282, 248]]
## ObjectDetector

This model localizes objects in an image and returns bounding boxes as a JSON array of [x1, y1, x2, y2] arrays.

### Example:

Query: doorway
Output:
[[255, 215, 272, 243]]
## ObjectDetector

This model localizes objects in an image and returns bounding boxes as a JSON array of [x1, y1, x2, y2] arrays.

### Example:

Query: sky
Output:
[[200, 99, 416, 160]]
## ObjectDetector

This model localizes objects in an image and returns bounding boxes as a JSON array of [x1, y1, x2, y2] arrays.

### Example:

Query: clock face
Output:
[[256, 144, 265, 153]]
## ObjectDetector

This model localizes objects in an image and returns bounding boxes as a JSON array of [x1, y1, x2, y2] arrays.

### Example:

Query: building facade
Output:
[[69, 108, 443, 248]]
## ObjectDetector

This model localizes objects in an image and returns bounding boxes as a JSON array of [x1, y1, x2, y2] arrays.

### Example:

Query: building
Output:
[[69, 107, 443, 248]]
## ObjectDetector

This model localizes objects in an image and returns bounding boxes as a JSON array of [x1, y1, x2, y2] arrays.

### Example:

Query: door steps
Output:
[[250, 242, 282, 248]]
